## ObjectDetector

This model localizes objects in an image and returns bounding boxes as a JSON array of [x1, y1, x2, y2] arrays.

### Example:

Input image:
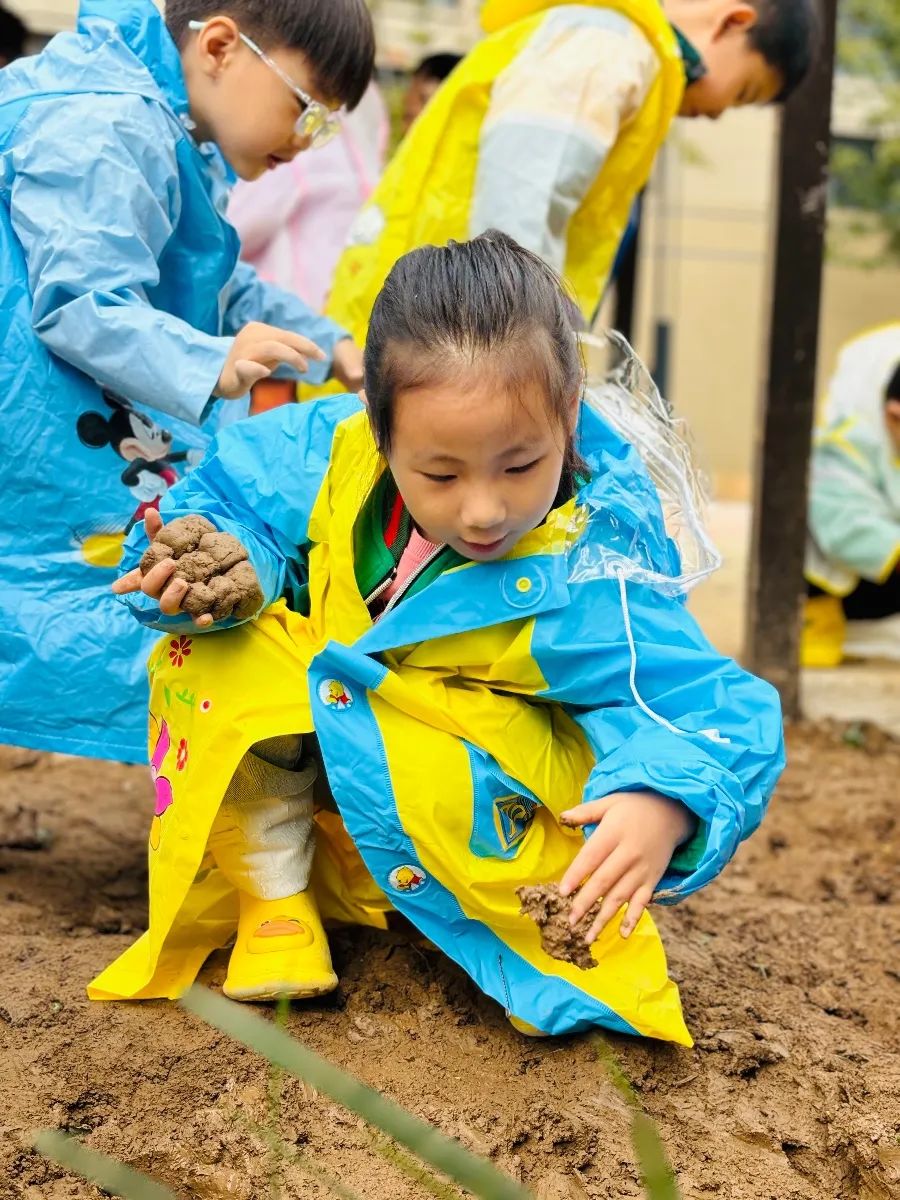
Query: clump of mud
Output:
[[517, 883, 599, 971], [140, 515, 263, 622]]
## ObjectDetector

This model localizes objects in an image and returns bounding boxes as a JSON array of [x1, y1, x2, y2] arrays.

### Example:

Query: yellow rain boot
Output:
[[800, 595, 846, 668], [507, 1014, 550, 1038], [223, 890, 338, 1002]]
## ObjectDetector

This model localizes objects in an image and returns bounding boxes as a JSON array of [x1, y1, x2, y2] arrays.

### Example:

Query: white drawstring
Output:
[[614, 565, 731, 745]]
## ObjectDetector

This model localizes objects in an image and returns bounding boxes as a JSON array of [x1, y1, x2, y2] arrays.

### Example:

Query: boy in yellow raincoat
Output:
[[327, 0, 820, 341], [93, 234, 784, 1043]]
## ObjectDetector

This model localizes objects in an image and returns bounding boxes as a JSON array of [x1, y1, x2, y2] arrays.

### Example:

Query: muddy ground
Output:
[[1, 722, 898, 1200]]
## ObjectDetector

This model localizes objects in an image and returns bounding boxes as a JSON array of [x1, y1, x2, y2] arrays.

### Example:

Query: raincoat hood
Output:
[[482, 0, 672, 34], [482, 0, 559, 31], [78, 0, 190, 116], [480, 0, 645, 33], [824, 323, 900, 436]]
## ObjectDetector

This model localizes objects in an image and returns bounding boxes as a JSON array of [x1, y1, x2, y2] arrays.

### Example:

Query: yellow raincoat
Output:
[[90, 396, 784, 1043], [326, 0, 685, 341]]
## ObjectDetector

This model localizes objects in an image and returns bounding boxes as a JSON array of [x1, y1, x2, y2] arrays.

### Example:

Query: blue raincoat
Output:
[[0, 0, 349, 763], [90, 395, 785, 1042]]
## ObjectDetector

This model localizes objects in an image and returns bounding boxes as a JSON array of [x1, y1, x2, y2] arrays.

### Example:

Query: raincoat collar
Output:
[[672, 27, 707, 84], [77, 0, 191, 121]]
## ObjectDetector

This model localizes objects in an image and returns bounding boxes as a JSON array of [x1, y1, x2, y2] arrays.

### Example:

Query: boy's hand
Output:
[[112, 509, 262, 628], [330, 337, 365, 392], [559, 790, 696, 944], [216, 322, 327, 399]]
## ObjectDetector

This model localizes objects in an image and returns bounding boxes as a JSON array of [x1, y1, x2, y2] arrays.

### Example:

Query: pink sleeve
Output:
[[228, 161, 307, 260]]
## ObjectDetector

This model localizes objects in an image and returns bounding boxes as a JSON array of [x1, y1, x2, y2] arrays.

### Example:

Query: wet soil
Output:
[[1, 722, 898, 1199]]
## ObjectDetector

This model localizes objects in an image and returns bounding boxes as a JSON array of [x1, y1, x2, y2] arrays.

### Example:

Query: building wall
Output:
[[6, 0, 79, 36], [6, 0, 482, 62], [631, 106, 900, 498], [370, 0, 481, 68]]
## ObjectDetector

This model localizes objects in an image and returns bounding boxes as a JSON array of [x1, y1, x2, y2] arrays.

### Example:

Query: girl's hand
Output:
[[558, 790, 696, 943], [112, 510, 209, 622], [112, 510, 260, 628]]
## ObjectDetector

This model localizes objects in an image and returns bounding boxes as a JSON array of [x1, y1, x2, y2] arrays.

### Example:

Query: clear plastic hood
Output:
[[573, 330, 722, 596]]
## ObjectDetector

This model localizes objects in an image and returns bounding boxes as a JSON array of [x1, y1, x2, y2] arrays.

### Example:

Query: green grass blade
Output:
[[265, 996, 290, 1200], [32, 1131, 177, 1200], [631, 1113, 681, 1200], [234, 1111, 367, 1200], [181, 987, 533, 1200], [589, 1034, 634, 1105], [372, 1134, 467, 1200], [590, 1035, 682, 1200]]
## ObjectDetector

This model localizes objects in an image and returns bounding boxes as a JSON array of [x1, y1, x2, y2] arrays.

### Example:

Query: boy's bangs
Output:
[[295, 0, 375, 111], [165, 0, 375, 110]]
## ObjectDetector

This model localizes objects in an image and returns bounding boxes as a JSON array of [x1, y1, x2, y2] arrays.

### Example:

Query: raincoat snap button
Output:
[[502, 570, 547, 609], [388, 864, 428, 894], [316, 678, 354, 711]]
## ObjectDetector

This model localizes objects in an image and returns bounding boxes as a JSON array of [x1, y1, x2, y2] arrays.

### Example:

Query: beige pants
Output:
[[207, 734, 316, 901]]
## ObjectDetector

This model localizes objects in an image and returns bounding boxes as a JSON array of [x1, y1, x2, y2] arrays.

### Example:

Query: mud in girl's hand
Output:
[[111, 509, 263, 627], [558, 790, 696, 944]]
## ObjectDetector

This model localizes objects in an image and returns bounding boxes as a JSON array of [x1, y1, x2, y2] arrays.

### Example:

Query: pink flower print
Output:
[[176, 738, 189, 772], [168, 635, 193, 668], [149, 716, 175, 851]]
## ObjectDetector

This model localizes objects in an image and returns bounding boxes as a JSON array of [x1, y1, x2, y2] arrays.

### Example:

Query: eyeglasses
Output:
[[188, 20, 342, 148]]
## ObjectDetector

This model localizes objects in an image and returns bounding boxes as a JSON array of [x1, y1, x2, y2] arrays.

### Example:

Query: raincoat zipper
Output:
[[364, 543, 447, 616]]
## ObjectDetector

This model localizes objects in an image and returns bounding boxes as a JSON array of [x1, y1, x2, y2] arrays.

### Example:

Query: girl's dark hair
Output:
[[886, 362, 900, 405], [165, 0, 374, 110], [364, 231, 586, 499]]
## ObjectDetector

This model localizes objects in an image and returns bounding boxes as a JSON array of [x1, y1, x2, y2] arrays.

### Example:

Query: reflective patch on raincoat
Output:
[[0, 0, 348, 763]]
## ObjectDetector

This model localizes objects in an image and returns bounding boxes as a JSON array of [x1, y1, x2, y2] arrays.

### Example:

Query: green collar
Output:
[[353, 468, 587, 613], [672, 25, 707, 85], [354, 472, 466, 606]]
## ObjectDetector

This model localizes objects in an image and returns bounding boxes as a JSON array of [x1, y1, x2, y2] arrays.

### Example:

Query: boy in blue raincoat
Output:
[[95, 234, 785, 1043], [0, 0, 374, 763]]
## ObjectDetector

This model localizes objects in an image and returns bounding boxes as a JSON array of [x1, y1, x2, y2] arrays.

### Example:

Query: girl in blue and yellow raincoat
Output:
[[92, 235, 784, 1043]]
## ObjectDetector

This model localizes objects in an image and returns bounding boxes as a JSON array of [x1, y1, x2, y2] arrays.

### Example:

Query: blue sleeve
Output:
[[223, 260, 351, 386], [9, 93, 231, 427], [119, 394, 363, 633], [533, 573, 785, 902]]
